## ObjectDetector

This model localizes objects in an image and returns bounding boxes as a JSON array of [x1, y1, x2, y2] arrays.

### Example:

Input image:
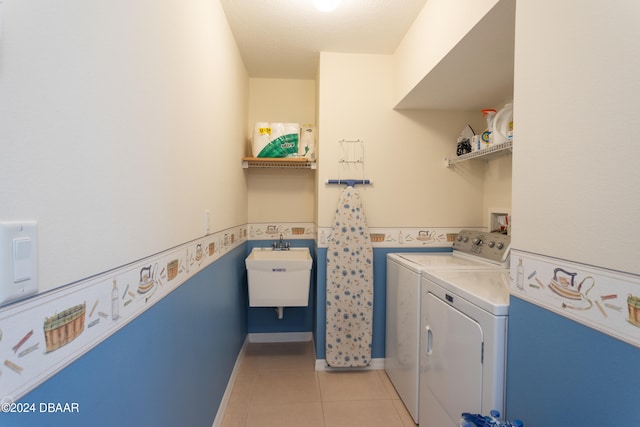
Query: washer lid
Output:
[[396, 252, 504, 270], [425, 269, 511, 315]]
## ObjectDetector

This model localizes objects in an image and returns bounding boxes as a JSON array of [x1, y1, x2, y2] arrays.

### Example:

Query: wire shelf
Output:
[[445, 140, 513, 167], [242, 157, 316, 169]]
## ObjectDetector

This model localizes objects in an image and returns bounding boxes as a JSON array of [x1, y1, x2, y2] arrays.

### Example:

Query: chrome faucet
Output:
[[272, 233, 290, 250]]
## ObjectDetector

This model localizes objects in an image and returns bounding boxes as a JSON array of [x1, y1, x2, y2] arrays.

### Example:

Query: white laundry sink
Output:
[[245, 247, 312, 308]]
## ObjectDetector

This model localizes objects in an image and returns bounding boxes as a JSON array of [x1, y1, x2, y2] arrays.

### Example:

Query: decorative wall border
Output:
[[248, 222, 476, 248], [0, 220, 487, 402], [317, 226, 476, 248], [510, 249, 640, 349], [248, 222, 316, 241], [0, 225, 247, 403]]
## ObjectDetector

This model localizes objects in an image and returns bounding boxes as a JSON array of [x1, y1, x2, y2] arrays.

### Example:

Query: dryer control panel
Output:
[[452, 230, 511, 264]]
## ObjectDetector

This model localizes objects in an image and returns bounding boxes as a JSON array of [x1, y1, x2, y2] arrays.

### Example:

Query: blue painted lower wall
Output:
[[2, 239, 476, 425], [314, 246, 450, 360], [506, 296, 640, 425], [4, 244, 248, 427], [246, 240, 316, 334]]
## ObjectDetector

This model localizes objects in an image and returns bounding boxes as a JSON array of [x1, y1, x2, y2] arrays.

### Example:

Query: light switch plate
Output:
[[0, 221, 39, 305]]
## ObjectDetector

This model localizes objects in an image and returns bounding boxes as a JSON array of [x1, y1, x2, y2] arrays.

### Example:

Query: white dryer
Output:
[[419, 268, 510, 427], [385, 230, 510, 424]]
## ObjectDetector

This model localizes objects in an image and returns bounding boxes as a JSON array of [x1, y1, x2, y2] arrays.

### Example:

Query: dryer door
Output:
[[424, 292, 484, 425]]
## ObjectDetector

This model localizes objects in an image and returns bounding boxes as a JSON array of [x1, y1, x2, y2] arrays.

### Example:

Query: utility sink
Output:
[[245, 247, 312, 308]]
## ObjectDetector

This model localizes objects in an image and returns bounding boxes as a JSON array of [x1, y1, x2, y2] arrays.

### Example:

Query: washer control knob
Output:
[[488, 241, 495, 248], [496, 242, 504, 250], [457, 235, 463, 242], [463, 237, 469, 243], [473, 238, 483, 246]]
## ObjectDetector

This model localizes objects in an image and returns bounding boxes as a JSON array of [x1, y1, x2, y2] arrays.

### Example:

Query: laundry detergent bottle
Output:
[[492, 103, 513, 145], [481, 109, 497, 148]]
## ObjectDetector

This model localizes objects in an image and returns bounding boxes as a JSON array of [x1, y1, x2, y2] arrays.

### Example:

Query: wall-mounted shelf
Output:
[[242, 157, 316, 169], [445, 140, 512, 168]]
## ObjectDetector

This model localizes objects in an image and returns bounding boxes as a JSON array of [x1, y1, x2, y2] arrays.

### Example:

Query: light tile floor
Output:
[[221, 341, 418, 427]]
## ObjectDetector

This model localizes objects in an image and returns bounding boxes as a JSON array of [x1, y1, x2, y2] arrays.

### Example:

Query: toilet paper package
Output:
[[252, 122, 300, 158]]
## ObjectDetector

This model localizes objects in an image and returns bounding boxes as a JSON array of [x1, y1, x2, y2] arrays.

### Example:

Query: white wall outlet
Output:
[[0, 221, 39, 305]]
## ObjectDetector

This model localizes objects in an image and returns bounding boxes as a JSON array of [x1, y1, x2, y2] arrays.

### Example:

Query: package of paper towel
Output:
[[252, 123, 315, 159], [252, 122, 299, 158], [299, 124, 315, 160]]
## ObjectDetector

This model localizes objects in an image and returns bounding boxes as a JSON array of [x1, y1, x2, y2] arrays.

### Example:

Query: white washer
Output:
[[419, 268, 510, 427], [385, 230, 510, 424]]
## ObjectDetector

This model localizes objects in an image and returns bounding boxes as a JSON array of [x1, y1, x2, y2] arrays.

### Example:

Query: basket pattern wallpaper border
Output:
[[0, 225, 248, 402], [0, 221, 477, 402], [246, 222, 470, 248], [316, 226, 469, 248]]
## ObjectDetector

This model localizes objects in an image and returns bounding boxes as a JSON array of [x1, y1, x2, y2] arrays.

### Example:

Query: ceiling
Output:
[[219, 0, 428, 80]]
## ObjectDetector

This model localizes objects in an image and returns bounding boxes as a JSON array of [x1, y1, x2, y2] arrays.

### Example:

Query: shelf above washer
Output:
[[242, 157, 316, 170], [445, 140, 512, 168]]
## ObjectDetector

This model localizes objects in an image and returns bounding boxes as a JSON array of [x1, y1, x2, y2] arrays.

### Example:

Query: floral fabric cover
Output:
[[325, 186, 374, 367]]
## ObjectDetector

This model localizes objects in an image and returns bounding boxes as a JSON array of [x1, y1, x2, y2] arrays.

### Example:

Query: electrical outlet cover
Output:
[[0, 221, 39, 305]]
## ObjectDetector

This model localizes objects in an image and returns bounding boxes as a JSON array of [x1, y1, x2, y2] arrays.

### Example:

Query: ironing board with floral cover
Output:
[[325, 186, 374, 367]]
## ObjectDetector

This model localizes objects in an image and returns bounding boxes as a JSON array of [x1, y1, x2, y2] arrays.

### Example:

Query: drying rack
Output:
[[327, 140, 371, 187]]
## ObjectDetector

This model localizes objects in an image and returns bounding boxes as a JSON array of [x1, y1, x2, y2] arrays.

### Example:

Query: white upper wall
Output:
[[512, 0, 640, 273], [317, 52, 491, 228], [483, 155, 512, 229], [247, 78, 317, 156], [246, 78, 316, 223], [0, 0, 249, 292], [393, 0, 499, 106]]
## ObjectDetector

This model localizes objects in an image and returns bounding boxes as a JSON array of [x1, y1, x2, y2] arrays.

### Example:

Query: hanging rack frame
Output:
[[332, 139, 370, 186]]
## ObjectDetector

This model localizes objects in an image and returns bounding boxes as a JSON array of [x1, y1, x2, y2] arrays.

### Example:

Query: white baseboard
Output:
[[315, 358, 385, 371], [248, 332, 313, 343], [211, 336, 249, 427]]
